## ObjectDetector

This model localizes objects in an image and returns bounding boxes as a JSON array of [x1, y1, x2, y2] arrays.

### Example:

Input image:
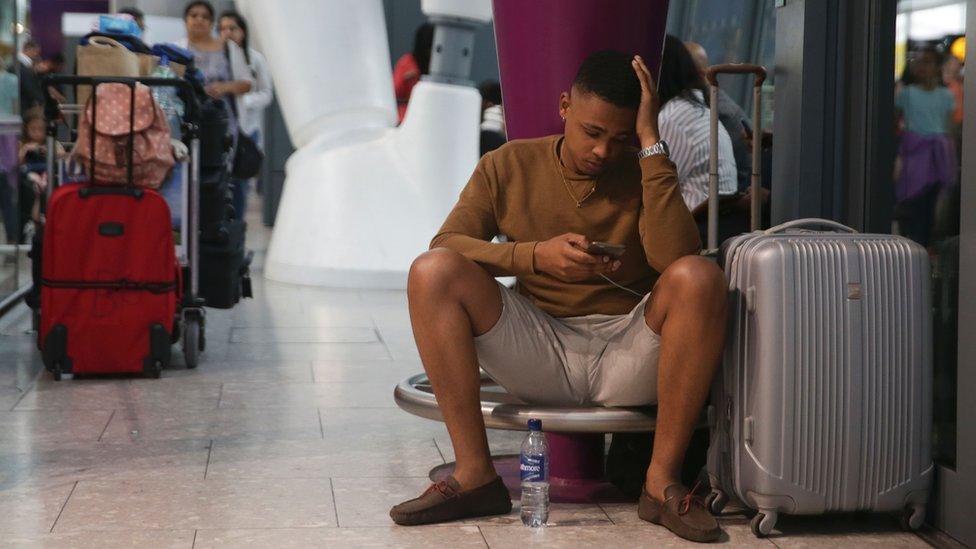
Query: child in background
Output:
[[894, 47, 956, 247], [17, 108, 64, 241]]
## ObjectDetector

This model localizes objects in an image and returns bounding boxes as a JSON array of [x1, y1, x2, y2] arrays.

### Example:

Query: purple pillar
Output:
[[30, 0, 109, 57], [491, 0, 670, 141]]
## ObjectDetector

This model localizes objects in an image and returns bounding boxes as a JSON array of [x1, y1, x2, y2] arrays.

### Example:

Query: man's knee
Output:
[[408, 248, 490, 302], [409, 248, 466, 294], [658, 255, 727, 308]]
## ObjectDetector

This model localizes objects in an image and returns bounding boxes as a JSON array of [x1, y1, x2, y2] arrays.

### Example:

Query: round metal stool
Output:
[[394, 372, 664, 503]]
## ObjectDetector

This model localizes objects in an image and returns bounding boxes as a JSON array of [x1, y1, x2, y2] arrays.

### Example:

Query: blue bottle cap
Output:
[[528, 419, 542, 431]]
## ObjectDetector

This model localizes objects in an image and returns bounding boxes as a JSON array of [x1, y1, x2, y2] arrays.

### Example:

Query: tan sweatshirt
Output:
[[431, 135, 701, 318]]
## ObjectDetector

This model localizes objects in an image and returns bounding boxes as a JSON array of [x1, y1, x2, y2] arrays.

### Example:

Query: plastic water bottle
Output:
[[151, 56, 185, 120], [520, 418, 550, 527]]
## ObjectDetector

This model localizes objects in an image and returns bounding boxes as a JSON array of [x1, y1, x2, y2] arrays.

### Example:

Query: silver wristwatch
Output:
[[637, 140, 669, 159]]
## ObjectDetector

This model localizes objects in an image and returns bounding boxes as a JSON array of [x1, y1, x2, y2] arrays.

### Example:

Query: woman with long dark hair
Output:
[[220, 9, 273, 219], [656, 34, 737, 211]]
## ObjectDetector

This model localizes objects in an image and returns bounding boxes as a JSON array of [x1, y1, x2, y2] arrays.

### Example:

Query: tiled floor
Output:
[[0, 208, 941, 548]]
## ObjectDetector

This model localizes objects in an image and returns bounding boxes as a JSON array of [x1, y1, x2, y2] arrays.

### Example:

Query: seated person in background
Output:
[[684, 40, 752, 193], [18, 108, 64, 242], [478, 79, 506, 155], [390, 50, 728, 543], [657, 36, 737, 214]]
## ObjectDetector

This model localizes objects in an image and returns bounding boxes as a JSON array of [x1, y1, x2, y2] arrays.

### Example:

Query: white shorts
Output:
[[474, 283, 661, 407]]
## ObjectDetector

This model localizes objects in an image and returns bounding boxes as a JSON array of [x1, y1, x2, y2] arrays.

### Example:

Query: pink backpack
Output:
[[73, 82, 175, 189]]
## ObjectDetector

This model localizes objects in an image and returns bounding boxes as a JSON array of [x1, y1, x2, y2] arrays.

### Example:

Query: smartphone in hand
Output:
[[584, 241, 626, 259]]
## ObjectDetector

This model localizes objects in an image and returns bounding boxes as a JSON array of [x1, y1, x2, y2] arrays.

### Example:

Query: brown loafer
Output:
[[638, 483, 722, 543], [390, 475, 512, 526]]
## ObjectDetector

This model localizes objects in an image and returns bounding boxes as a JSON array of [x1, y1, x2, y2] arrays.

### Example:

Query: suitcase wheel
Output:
[[706, 489, 728, 515], [900, 504, 925, 531], [183, 317, 201, 369], [146, 360, 162, 379], [751, 510, 777, 538], [143, 324, 171, 378]]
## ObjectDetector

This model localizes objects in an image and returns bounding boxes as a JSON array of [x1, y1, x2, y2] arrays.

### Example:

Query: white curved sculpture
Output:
[[238, 0, 488, 288]]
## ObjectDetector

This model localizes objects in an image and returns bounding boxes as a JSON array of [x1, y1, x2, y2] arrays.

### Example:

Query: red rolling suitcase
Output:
[[39, 185, 180, 378]]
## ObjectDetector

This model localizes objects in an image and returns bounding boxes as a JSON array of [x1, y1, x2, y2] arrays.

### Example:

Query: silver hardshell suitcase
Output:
[[701, 65, 934, 538]]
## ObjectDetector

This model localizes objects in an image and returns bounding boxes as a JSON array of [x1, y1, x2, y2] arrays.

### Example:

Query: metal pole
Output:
[[189, 137, 200, 298], [708, 85, 720, 251], [751, 84, 762, 230]]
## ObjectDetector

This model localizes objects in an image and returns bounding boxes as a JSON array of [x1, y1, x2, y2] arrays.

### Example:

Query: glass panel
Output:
[[0, 0, 23, 302], [665, 0, 776, 241], [890, 0, 966, 468]]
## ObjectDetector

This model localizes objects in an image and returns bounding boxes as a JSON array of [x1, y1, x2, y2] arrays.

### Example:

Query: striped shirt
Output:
[[658, 90, 738, 210]]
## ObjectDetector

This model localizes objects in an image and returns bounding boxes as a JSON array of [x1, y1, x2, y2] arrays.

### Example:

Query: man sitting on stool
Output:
[[390, 50, 727, 543]]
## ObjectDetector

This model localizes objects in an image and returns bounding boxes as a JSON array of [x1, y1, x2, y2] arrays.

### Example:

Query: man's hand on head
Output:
[[631, 55, 661, 149], [534, 233, 621, 283]]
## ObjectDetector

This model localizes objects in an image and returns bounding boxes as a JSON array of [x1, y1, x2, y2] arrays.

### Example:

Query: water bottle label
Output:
[[520, 453, 546, 482]]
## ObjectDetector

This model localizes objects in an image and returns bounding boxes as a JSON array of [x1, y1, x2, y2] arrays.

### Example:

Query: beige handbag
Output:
[[74, 36, 187, 104]]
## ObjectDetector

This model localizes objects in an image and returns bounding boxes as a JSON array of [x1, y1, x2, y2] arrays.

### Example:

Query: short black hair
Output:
[[184, 1, 215, 21], [571, 50, 641, 110]]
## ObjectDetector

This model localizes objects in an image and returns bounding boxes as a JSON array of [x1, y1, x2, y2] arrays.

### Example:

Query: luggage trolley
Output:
[[41, 75, 206, 371]]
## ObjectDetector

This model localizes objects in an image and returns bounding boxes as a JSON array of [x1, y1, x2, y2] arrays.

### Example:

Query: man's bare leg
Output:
[[642, 255, 728, 499], [407, 247, 504, 490]]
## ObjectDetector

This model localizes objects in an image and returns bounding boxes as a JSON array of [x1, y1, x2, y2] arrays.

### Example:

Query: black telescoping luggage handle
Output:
[[703, 63, 767, 253]]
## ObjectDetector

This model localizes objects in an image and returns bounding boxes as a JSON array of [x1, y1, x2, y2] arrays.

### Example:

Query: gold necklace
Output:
[[557, 142, 597, 208], [559, 170, 597, 208]]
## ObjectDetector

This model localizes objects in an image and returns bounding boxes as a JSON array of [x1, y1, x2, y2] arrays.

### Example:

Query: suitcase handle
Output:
[[78, 187, 145, 199], [764, 218, 857, 234], [705, 63, 767, 87], [705, 63, 767, 253]]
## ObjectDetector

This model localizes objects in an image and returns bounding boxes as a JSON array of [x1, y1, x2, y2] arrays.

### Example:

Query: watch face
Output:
[[659, 141, 669, 156]]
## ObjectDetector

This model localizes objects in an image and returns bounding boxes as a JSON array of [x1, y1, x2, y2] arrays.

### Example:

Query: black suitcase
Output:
[[199, 98, 230, 169], [199, 167, 234, 242], [199, 218, 252, 308]]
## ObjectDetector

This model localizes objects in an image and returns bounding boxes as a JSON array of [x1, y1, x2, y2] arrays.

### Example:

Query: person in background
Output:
[[17, 39, 44, 112], [393, 23, 434, 123], [219, 10, 273, 215], [118, 7, 150, 43], [17, 108, 64, 242], [0, 58, 17, 242], [0, 58, 18, 115], [178, 1, 254, 218], [942, 53, 964, 157], [36, 53, 66, 105], [657, 35, 737, 215], [118, 7, 146, 34], [477, 80, 505, 155], [894, 46, 956, 247], [684, 40, 752, 193]]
